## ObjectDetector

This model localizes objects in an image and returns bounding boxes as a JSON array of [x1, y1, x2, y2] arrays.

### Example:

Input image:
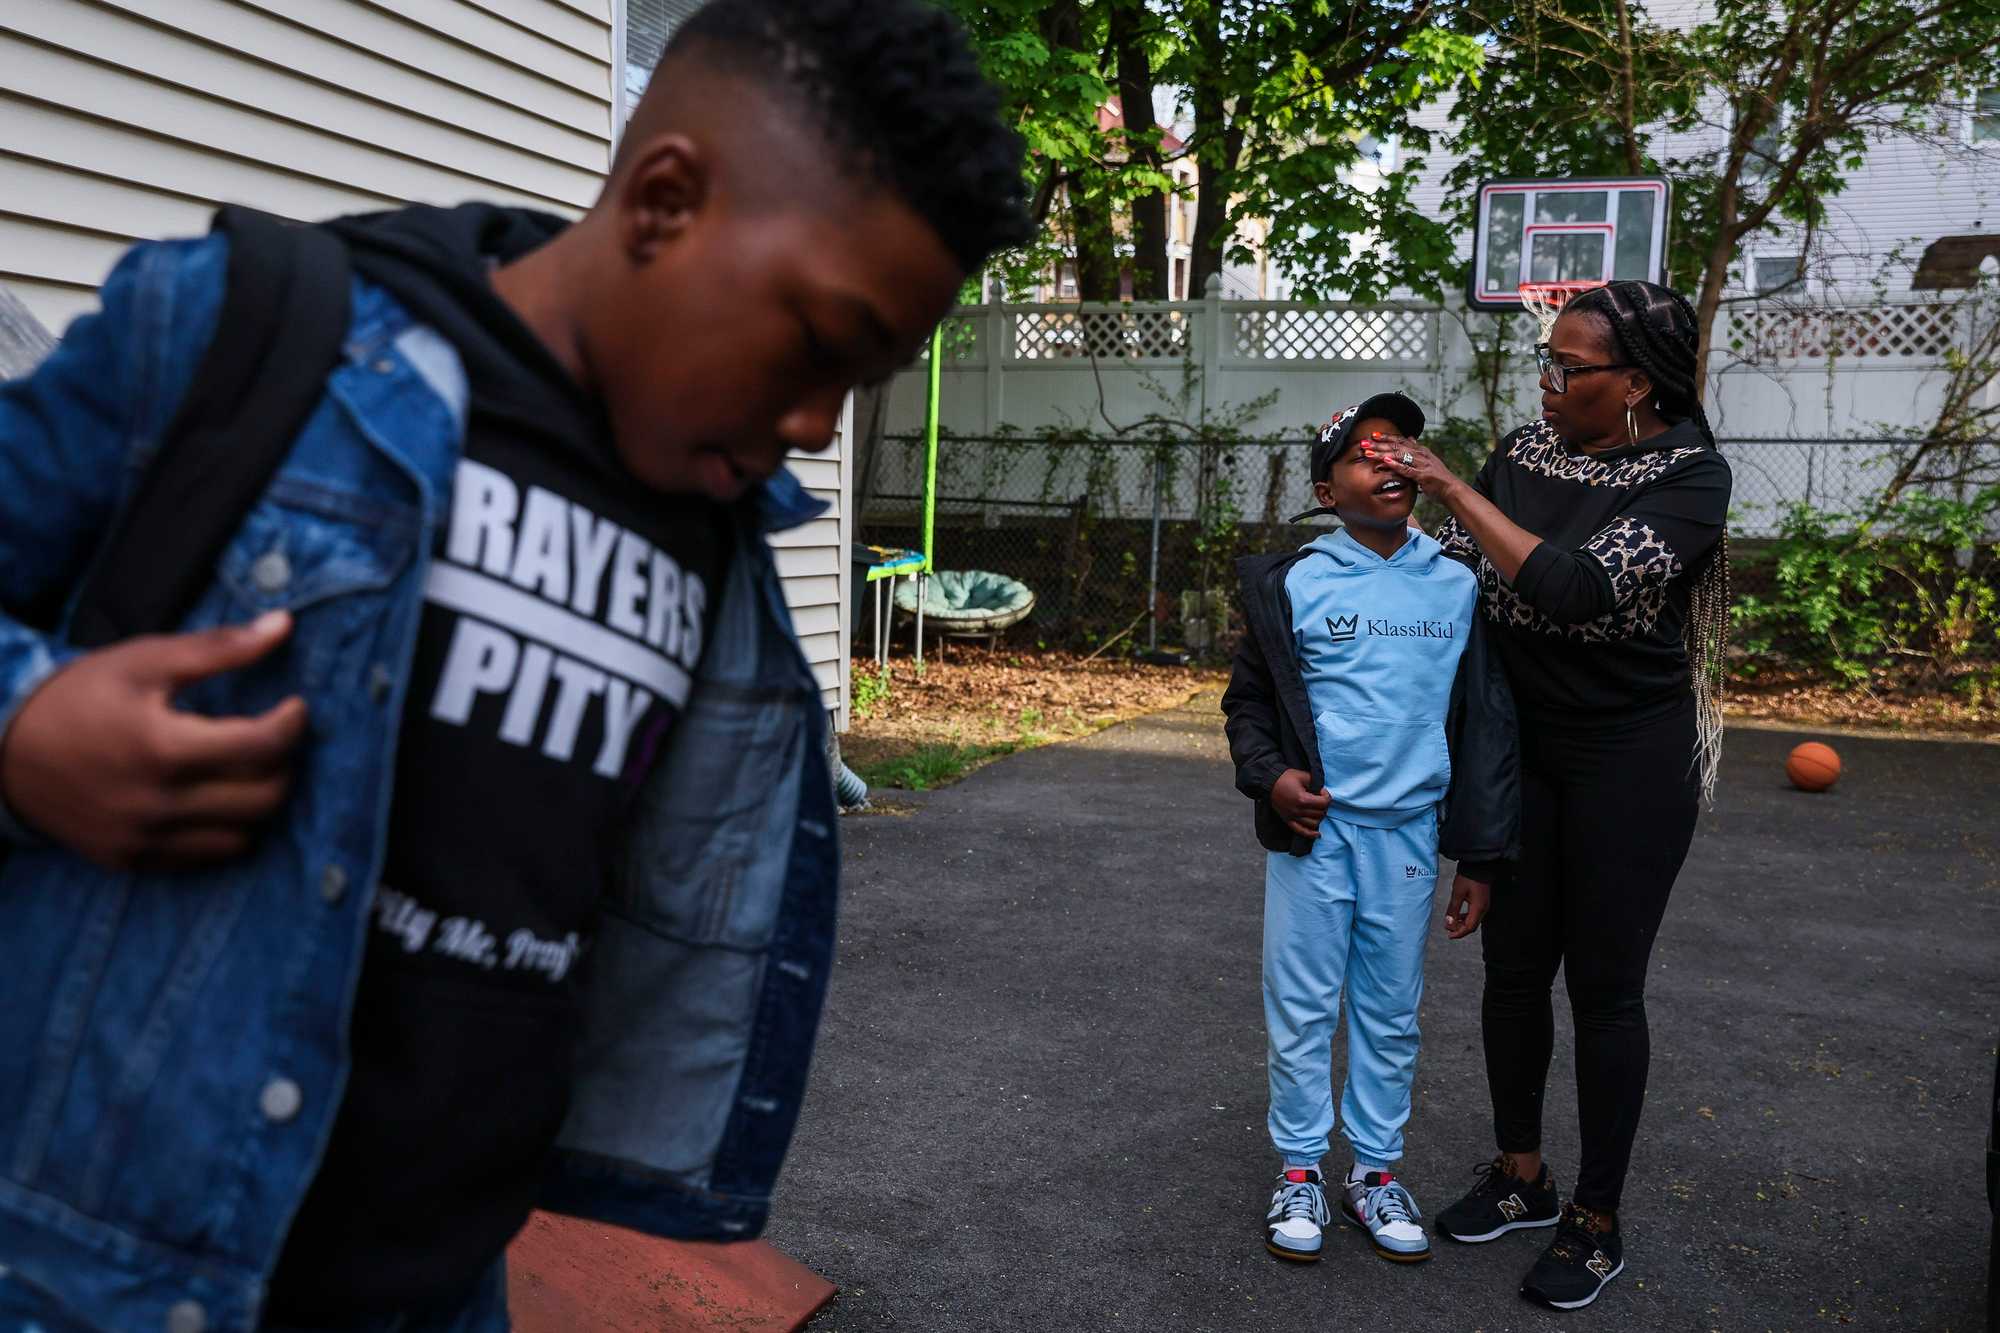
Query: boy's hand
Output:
[[0, 612, 309, 871], [1444, 872, 1491, 939], [1270, 768, 1331, 839]]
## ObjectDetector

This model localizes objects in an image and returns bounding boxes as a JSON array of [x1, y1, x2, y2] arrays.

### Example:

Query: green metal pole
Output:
[[923, 322, 942, 574]]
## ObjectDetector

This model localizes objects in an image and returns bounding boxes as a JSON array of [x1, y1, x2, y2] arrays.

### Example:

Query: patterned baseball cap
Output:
[[1308, 391, 1426, 481]]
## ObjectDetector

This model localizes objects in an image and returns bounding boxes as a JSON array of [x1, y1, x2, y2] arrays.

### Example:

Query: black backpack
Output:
[[64, 206, 352, 648]]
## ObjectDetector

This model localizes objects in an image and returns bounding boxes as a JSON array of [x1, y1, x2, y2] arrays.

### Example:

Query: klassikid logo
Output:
[[1370, 618, 1457, 639], [1325, 610, 1455, 643]]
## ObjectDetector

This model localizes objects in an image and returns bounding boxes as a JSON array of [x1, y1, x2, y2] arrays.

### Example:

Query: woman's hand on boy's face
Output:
[[1361, 436, 1463, 502], [1444, 872, 1491, 939], [0, 614, 308, 871], [1270, 768, 1330, 839]]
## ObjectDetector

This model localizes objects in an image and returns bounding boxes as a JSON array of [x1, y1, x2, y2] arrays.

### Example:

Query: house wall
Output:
[[0, 0, 615, 330], [771, 403, 853, 728], [0, 0, 851, 721]]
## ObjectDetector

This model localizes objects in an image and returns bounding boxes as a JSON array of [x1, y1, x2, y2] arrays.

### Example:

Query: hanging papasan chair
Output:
[[893, 569, 1037, 641]]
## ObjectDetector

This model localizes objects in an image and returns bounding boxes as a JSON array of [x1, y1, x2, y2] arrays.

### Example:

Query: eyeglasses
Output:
[[1534, 344, 1631, 395]]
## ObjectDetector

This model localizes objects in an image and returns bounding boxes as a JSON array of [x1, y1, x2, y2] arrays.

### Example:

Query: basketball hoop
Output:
[[1518, 280, 1605, 341], [1468, 177, 1669, 313]]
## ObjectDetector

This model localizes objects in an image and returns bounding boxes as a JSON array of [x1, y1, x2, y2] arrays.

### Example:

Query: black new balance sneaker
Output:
[[1438, 1156, 1561, 1243], [1520, 1202, 1624, 1311]]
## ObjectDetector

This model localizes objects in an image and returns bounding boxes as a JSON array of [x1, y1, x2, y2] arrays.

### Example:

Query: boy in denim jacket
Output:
[[0, 3, 1027, 1329]]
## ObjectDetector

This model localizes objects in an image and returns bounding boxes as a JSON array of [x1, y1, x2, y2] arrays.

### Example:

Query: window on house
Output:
[[1058, 264, 1078, 299], [1753, 255, 1804, 295], [1356, 134, 1397, 170], [1173, 256, 1187, 299], [621, 1, 712, 129], [1744, 100, 1786, 182], [1973, 87, 2000, 144]]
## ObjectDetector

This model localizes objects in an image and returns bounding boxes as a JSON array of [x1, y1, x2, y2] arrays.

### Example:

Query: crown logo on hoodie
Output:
[[1327, 613, 1359, 643]]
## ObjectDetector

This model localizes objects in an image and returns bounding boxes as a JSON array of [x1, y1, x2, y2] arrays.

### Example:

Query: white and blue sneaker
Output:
[[1340, 1169, 1432, 1263], [1264, 1166, 1332, 1262]]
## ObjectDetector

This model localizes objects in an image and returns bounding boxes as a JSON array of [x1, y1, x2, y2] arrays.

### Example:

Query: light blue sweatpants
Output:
[[1264, 810, 1436, 1170]]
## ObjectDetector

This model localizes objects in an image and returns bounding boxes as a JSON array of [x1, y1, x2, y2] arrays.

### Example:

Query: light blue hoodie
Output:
[[1284, 527, 1478, 828]]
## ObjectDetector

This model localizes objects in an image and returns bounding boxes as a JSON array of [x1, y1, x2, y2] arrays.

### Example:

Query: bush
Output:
[[1732, 487, 2000, 689]]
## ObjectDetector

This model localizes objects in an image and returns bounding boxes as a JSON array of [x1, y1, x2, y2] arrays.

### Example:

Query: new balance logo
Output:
[[1498, 1195, 1526, 1222], [1586, 1251, 1614, 1280], [1327, 613, 1359, 643]]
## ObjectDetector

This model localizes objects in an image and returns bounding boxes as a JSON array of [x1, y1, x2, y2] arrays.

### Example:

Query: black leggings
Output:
[[1480, 700, 1700, 1213]]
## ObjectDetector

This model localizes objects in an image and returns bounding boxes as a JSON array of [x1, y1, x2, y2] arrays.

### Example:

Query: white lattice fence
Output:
[[916, 313, 984, 364], [1729, 302, 1963, 362], [1010, 306, 1192, 361], [1226, 306, 1433, 362]]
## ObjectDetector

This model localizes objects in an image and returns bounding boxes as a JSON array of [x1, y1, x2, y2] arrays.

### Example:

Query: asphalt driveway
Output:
[[768, 696, 1999, 1331]]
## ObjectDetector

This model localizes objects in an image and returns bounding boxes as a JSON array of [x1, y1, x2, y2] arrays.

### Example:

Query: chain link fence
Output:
[[859, 433, 2000, 693]]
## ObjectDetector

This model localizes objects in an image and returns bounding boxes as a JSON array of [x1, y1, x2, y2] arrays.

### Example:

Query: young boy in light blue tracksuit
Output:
[[1222, 393, 1519, 1265]]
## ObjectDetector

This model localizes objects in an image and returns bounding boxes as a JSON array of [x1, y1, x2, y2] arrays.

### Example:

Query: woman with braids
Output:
[[1364, 279, 1731, 1311]]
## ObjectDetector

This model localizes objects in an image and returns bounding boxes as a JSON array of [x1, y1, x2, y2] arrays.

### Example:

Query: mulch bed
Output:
[[841, 649, 1227, 781], [1725, 665, 2000, 737]]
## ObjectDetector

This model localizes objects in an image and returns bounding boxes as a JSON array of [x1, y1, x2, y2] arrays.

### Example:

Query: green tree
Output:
[[942, 0, 1484, 304], [1167, 1, 1484, 301], [1109, 0, 1172, 298], [942, 0, 1122, 295]]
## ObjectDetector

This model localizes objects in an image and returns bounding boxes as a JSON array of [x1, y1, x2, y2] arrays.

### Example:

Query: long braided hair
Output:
[[1564, 280, 1731, 804]]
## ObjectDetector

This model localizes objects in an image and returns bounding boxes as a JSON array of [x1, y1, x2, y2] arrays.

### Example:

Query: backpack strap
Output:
[[69, 206, 351, 649]]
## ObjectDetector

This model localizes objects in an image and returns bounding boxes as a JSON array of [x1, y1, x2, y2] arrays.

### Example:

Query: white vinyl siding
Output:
[[773, 400, 853, 724], [0, 0, 614, 320], [0, 0, 851, 722]]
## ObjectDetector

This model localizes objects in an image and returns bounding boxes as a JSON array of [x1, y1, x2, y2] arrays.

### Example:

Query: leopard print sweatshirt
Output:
[[1433, 417, 1731, 726]]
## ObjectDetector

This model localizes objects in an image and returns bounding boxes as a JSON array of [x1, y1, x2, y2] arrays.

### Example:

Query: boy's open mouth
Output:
[[1372, 478, 1411, 498]]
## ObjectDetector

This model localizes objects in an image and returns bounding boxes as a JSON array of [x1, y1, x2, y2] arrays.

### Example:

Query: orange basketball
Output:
[[1785, 741, 1841, 792]]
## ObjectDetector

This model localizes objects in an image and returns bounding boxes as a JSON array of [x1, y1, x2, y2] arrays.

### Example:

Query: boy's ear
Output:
[[611, 133, 709, 263]]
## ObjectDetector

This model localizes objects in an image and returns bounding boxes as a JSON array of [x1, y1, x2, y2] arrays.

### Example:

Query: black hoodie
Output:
[[268, 205, 733, 1320]]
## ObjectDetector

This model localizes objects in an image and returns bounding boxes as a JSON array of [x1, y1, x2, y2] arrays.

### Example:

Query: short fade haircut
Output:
[[662, 0, 1034, 271]]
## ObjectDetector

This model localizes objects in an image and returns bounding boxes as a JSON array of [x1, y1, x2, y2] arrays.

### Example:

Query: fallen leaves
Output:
[[843, 648, 1227, 790], [1728, 666, 2000, 736]]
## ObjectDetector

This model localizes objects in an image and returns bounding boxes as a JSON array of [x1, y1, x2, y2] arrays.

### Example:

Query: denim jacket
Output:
[[0, 236, 840, 1333]]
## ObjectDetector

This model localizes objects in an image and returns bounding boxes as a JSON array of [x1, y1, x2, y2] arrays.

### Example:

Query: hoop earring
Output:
[[1625, 402, 1638, 444]]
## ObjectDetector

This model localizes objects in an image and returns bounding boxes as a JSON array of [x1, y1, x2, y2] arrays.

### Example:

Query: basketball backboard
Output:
[[1467, 176, 1671, 311]]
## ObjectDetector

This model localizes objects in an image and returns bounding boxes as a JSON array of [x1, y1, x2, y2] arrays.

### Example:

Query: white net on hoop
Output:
[[1519, 281, 1603, 342]]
